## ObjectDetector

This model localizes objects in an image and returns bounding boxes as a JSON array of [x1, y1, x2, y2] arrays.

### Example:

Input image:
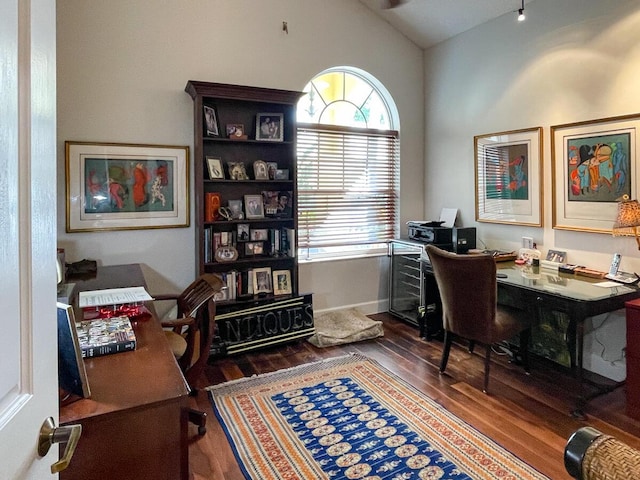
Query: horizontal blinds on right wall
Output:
[[297, 124, 399, 251]]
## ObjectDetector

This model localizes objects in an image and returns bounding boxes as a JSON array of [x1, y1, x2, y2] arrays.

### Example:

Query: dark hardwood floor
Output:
[[186, 313, 640, 479]]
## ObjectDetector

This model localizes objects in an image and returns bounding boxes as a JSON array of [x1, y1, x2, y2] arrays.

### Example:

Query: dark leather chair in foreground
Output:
[[565, 426, 640, 479], [425, 245, 531, 393]]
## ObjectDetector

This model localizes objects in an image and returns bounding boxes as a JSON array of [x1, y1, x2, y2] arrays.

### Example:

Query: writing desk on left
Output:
[[59, 264, 190, 480]]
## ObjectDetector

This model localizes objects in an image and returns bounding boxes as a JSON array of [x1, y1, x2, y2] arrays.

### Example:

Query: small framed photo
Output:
[[214, 245, 238, 263], [244, 194, 264, 219], [275, 169, 289, 180], [253, 160, 269, 180], [273, 270, 292, 296], [206, 156, 224, 179], [546, 249, 567, 263], [228, 199, 244, 220], [245, 241, 264, 256], [237, 223, 249, 241], [267, 162, 278, 180], [250, 228, 268, 241], [253, 267, 272, 294], [226, 123, 246, 140], [256, 113, 284, 141], [204, 105, 220, 137], [228, 162, 249, 180]]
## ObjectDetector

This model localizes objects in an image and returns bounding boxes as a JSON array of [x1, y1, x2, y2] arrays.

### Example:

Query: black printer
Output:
[[407, 221, 476, 253]]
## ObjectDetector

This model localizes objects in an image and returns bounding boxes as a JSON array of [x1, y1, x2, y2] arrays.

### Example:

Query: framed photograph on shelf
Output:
[[226, 124, 246, 140], [245, 241, 263, 256], [267, 162, 278, 179], [215, 245, 238, 263], [204, 105, 220, 137], [206, 156, 224, 179], [250, 228, 268, 241], [272, 270, 292, 296], [275, 169, 289, 180], [228, 162, 249, 180], [253, 160, 269, 180], [237, 223, 249, 241], [65, 141, 189, 232], [262, 190, 293, 217], [552, 114, 637, 233], [474, 127, 543, 227], [228, 199, 244, 219], [253, 267, 272, 294], [244, 194, 264, 219], [256, 113, 284, 141]]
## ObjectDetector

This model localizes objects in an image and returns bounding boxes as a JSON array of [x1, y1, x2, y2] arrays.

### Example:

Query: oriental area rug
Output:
[[207, 354, 549, 480]]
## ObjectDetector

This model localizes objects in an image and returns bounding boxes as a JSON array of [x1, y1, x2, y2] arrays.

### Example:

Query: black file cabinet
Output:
[[388, 240, 425, 327]]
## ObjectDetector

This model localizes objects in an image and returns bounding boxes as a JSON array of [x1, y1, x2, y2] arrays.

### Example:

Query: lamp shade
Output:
[[613, 197, 640, 235]]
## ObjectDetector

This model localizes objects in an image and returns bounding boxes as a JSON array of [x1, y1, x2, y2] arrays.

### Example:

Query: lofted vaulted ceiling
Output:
[[359, 0, 536, 49]]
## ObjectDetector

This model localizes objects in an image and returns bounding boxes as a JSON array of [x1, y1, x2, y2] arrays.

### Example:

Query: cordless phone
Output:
[[609, 253, 621, 276], [605, 253, 639, 284]]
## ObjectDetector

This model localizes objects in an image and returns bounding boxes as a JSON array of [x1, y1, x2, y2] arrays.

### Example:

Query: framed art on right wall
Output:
[[551, 113, 638, 233]]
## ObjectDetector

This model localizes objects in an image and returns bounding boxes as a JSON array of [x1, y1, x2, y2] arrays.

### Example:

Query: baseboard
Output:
[[314, 299, 388, 316]]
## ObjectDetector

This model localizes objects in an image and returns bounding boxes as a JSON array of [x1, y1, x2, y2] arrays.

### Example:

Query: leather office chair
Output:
[[154, 273, 223, 435], [425, 245, 531, 393]]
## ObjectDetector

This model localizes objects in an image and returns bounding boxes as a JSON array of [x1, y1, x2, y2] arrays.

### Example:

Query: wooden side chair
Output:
[[425, 244, 531, 393], [153, 273, 223, 435]]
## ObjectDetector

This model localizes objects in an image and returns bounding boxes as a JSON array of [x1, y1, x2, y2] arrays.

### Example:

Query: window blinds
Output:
[[296, 123, 399, 252]]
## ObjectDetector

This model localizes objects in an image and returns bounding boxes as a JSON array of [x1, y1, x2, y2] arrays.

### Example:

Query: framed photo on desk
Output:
[[57, 302, 91, 399]]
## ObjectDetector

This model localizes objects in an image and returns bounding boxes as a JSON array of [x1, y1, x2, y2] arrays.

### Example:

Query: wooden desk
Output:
[[421, 259, 640, 418], [60, 264, 190, 480]]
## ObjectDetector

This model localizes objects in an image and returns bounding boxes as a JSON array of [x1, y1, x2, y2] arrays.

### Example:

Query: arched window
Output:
[[296, 67, 400, 261]]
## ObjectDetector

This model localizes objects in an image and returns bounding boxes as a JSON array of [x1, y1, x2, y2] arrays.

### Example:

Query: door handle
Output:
[[38, 417, 82, 473]]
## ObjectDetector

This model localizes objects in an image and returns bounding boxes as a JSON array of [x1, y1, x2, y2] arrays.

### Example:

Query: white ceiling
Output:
[[359, 0, 535, 49]]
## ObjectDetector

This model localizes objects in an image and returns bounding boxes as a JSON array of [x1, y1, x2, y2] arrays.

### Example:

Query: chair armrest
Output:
[[152, 293, 180, 301], [565, 426, 640, 479], [160, 316, 195, 329]]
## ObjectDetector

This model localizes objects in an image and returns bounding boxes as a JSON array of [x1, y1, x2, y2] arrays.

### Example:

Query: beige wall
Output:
[[423, 0, 640, 380], [56, 0, 424, 310]]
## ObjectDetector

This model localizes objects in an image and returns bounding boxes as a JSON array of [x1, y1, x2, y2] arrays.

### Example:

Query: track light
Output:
[[517, 0, 525, 21]]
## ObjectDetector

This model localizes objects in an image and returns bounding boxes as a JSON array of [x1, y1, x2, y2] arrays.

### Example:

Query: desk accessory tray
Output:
[[605, 271, 640, 284], [475, 249, 517, 262]]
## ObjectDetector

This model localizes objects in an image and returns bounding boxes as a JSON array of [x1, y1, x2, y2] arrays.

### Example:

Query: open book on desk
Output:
[[78, 286, 153, 308]]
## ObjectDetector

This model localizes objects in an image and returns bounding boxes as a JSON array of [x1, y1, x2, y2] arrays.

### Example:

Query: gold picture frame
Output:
[[474, 127, 543, 226], [551, 114, 638, 233], [65, 141, 189, 232], [272, 270, 292, 296]]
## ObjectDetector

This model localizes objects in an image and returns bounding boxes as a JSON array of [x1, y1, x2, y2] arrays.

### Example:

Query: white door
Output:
[[0, 0, 60, 478]]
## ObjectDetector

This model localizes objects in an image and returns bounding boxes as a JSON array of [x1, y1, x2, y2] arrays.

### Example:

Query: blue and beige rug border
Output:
[[207, 353, 550, 479]]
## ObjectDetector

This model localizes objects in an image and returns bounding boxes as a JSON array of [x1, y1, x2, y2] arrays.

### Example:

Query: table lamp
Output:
[[613, 195, 640, 249]]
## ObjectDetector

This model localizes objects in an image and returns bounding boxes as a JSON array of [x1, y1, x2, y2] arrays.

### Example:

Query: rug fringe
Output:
[[205, 352, 365, 392]]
